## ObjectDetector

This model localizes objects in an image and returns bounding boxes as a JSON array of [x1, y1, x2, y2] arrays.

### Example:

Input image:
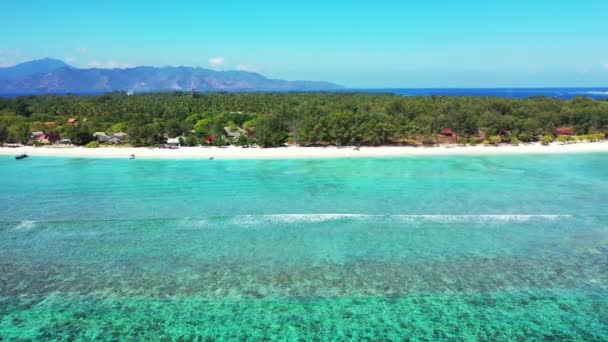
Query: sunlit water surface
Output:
[[1, 154, 607, 340]]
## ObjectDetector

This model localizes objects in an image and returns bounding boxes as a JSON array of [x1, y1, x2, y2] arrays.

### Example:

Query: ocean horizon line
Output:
[[2, 86, 608, 99]]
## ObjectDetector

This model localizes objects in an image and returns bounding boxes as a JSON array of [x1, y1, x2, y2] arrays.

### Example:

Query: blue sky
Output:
[[1, 0, 607, 87]]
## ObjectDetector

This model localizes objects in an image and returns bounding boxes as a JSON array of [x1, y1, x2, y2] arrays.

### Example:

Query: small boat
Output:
[[15, 154, 28, 160], [129, 154, 136, 159]]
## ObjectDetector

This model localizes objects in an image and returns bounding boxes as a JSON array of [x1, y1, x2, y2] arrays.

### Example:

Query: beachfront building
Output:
[[105, 132, 129, 144], [205, 133, 217, 145], [440, 128, 455, 136], [37, 134, 51, 145], [94, 132, 111, 143], [555, 127, 574, 136], [106, 137, 123, 144], [224, 126, 247, 143], [166, 136, 185, 147], [28, 131, 60, 145], [92, 132, 129, 144], [30, 131, 45, 139], [98, 135, 111, 143], [112, 132, 129, 140]]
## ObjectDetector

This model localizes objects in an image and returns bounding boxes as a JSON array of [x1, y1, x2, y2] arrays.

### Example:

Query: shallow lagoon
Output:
[[1, 154, 607, 339]]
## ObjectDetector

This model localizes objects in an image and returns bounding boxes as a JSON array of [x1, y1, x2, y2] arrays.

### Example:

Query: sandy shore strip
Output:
[[1, 142, 608, 160]]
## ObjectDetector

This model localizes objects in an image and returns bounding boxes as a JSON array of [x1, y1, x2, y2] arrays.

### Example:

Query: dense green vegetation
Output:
[[1, 92, 607, 147]]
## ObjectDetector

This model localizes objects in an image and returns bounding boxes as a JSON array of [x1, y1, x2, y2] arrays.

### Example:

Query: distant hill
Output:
[[0, 58, 71, 81], [0, 59, 343, 94]]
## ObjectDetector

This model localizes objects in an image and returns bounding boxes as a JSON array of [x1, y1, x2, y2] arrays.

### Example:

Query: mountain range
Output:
[[0, 58, 343, 94]]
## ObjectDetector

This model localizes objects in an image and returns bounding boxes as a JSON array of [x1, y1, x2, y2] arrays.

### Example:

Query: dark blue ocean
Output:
[[2, 87, 608, 99], [347, 87, 608, 99]]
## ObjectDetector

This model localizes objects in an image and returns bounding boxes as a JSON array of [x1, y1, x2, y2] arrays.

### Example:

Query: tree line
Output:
[[0, 91, 607, 147]]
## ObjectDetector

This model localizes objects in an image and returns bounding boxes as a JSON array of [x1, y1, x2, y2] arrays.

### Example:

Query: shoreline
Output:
[[2, 142, 608, 160]]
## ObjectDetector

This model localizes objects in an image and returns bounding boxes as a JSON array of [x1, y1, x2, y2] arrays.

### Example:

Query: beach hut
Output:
[[555, 127, 574, 136], [94, 132, 110, 143], [166, 136, 184, 146], [106, 137, 124, 144], [112, 132, 129, 140], [37, 134, 51, 145], [67, 118, 79, 125], [97, 135, 111, 143], [30, 131, 45, 139], [440, 128, 455, 136], [205, 133, 217, 145], [224, 127, 247, 143]]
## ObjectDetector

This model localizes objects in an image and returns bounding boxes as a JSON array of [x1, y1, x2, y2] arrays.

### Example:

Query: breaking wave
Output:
[[232, 214, 370, 225], [2, 214, 574, 229], [394, 214, 570, 223], [582, 91, 608, 96], [230, 214, 572, 225], [14, 220, 36, 230]]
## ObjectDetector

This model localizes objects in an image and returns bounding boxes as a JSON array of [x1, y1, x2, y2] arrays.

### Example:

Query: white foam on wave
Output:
[[233, 214, 371, 225], [394, 214, 571, 223], [265, 214, 372, 223], [230, 214, 572, 225], [14, 221, 36, 230], [582, 91, 608, 96]]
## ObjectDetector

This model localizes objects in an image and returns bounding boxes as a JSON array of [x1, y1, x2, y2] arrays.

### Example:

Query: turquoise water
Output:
[[1, 154, 607, 340]]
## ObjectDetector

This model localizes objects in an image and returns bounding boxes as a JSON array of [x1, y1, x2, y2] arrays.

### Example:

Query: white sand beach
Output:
[[2, 142, 608, 160]]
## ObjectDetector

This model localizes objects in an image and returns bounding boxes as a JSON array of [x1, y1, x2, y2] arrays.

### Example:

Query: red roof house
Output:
[[67, 118, 79, 124], [36, 134, 50, 144], [205, 133, 218, 144], [440, 128, 455, 136], [555, 127, 574, 136]]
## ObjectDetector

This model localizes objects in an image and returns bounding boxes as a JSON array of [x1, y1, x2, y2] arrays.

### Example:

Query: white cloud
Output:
[[87, 60, 134, 69], [0, 48, 17, 56], [209, 57, 225, 68], [76, 47, 88, 53], [65, 57, 77, 63], [0, 49, 18, 64], [236, 64, 259, 72], [0, 57, 11, 67]]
